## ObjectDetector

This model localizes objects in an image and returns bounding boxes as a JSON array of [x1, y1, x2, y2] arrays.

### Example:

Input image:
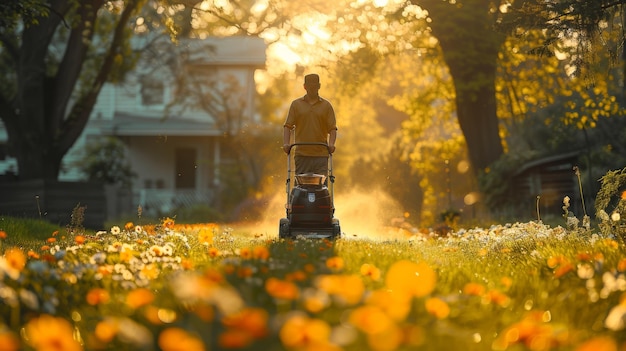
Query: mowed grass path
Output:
[[1, 217, 626, 351]]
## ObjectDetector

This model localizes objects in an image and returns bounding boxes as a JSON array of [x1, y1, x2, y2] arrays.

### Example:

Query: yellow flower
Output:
[[197, 228, 213, 244], [316, 274, 364, 305], [366, 324, 403, 351], [126, 288, 155, 309], [360, 263, 381, 281], [385, 260, 436, 298], [279, 314, 331, 349], [158, 327, 205, 351], [140, 263, 160, 280], [366, 289, 411, 321], [425, 297, 450, 319], [25, 315, 83, 351]]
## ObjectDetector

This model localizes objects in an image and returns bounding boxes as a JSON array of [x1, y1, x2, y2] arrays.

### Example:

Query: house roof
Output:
[[182, 36, 267, 67], [99, 113, 224, 137], [513, 151, 581, 177]]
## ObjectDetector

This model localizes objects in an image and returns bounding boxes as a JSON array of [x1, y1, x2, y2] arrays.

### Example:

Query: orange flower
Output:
[[367, 324, 403, 351], [425, 297, 450, 319], [27, 250, 40, 259], [218, 329, 253, 349], [554, 262, 574, 278], [162, 217, 175, 229], [239, 247, 252, 259], [237, 266, 253, 278], [617, 258, 626, 272], [0, 230, 7, 239], [124, 222, 134, 230], [4, 247, 26, 272], [86, 288, 110, 305], [360, 263, 381, 281], [252, 246, 270, 260], [366, 289, 411, 321], [25, 315, 82, 351], [40, 245, 50, 251], [158, 327, 205, 351], [484, 290, 511, 307], [462, 283, 485, 295], [181, 259, 194, 270], [52, 230, 59, 236], [285, 270, 307, 282], [221, 307, 269, 338], [385, 260, 436, 298], [94, 319, 118, 342], [208, 247, 220, 258], [74, 235, 85, 245], [349, 305, 393, 335], [279, 315, 332, 349], [326, 256, 344, 271], [575, 336, 618, 351], [265, 278, 299, 300], [0, 330, 19, 351], [126, 288, 155, 309], [46, 237, 57, 244], [317, 274, 364, 305]]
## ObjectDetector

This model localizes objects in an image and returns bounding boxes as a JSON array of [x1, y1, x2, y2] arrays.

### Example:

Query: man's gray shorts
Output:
[[295, 155, 328, 175]]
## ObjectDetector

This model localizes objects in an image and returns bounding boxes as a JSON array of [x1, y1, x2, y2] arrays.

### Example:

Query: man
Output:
[[282, 74, 337, 175]]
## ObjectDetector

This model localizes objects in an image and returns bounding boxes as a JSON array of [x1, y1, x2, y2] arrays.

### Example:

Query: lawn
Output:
[[1, 211, 626, 351]]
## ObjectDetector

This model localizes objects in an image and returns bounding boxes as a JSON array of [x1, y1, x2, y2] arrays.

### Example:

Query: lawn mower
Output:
[[278, 142, 341, 239]]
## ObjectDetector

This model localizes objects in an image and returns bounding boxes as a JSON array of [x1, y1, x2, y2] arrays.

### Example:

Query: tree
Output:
[[0, 0, 156, 181], [406, 0, 506, 173]]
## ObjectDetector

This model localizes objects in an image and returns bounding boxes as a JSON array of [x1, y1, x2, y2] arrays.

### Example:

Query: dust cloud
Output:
[[244, 187, 412, 241]]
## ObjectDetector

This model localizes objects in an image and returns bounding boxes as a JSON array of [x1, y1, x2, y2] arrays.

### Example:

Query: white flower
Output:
[[611, 212, 621, 222], [563, 196, 570, 207], [605, 304, 626, 331], [577, 263, 595, 279], [111, 226, 121, 235]]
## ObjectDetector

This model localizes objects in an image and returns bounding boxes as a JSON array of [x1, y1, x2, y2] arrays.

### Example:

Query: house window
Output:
[[175, 148, 197, 189], [140, 77, 164, 106]]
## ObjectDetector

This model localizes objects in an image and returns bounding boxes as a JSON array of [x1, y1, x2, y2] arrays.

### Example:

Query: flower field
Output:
[[1, 217, 626, 351]]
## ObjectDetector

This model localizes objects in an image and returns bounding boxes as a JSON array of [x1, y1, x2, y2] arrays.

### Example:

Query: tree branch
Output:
[[58, 0, 141, 155]]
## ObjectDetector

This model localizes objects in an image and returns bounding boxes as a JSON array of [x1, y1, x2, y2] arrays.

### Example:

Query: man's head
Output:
[[304, 74, 320, 88]]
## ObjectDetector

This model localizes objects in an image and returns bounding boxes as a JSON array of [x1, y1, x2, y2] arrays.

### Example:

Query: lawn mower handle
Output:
[[284, 142, 335, 213], [285, 142, 334, 155]]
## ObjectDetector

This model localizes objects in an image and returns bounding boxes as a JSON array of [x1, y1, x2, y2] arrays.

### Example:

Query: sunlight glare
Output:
[[251, 0, 269, 15]]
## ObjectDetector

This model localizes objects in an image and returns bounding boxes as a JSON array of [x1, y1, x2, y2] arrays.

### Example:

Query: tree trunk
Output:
[[1, 0, 138, 181], [416, 0, 505, 172]]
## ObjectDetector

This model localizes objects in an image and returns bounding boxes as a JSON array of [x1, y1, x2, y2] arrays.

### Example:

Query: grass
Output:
[[1, 215, 626, 351]]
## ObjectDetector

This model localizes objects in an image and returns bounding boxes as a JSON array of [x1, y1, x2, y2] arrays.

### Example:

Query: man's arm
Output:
[[283, 125, 293, 154], [328, 129, 337, 153]]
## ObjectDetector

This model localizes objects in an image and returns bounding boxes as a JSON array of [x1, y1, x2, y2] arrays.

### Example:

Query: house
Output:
[[0, 36, 267, 221], [509, 151, 581, 218]]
